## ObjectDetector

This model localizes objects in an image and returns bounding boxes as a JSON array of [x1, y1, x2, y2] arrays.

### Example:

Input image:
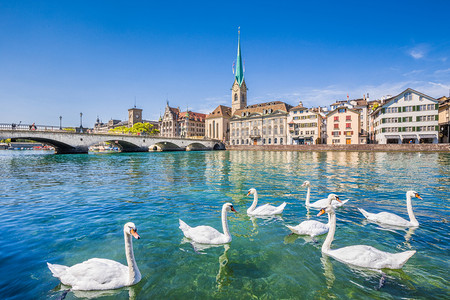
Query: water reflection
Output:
[[51, 284, 137, 299]]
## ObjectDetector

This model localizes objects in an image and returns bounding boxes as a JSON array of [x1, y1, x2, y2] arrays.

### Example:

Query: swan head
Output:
[[247, 188, 257, 196], [223, 202, 237, 213], [301, 181, 310, 187], [327, 193, 341, 204], [317, 205, 334, 217], [124, 222, 140, 239], [407, 191, 422, 200]]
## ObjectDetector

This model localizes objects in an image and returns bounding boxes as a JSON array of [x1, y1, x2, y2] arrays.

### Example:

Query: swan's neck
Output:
[[221, 207, 231, 239], [322, 211, 336, 253], [406, 194, 419, 226], [247, 192, 258, 213], [305, 186, 310, 206], [124, 232, 141, 285]]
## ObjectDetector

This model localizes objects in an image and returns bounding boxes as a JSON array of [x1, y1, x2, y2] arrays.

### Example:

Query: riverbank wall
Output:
[[226, 144, 450, 152]]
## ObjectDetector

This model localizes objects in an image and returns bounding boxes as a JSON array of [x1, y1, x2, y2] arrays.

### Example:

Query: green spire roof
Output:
[[235, 27, 244, 86]]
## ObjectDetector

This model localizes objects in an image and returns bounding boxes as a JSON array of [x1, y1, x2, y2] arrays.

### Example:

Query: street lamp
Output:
[[59, 116, 62, 130], [80, 112, 83, 128]]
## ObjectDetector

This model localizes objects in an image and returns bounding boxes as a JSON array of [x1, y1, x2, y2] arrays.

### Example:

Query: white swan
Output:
[[47, 222, 141, 291], [286, 194, 340, 237], [302, 181, 348, 209], [358, 191, 421, 227], [247, 188, 286, 216], [318, 205, 416, 269], [179, 203, 236, 244]]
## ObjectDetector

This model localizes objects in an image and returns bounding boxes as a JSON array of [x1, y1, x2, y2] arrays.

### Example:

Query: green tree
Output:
[[109, 122, 159, 135]]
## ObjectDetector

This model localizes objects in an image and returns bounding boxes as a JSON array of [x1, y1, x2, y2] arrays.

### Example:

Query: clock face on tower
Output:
[[135, 114, 140, 118]]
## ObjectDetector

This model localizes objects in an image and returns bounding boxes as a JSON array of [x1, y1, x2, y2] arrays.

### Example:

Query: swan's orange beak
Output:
[[130, 229, 140, 239], [231, 206, 237, 212], [336, 196, 342, 203], [317, 208, 326, 217], [246, 191, 251, 196], [415, 194, 422, 200]]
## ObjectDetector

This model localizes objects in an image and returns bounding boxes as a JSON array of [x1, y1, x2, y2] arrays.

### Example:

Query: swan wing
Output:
[[50, 258, 128, 290], [309, 198, 328, 208], [328, 245, 415, 269], [332, 199, 349, 208], [365, 211, 410, 227], [182, 225, 228, 244], [286, 220, 328, 237], [250, 203, 286, 215]]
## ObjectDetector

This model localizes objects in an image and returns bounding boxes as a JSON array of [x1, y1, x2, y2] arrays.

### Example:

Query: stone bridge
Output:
[[0, 129, 225, 154]]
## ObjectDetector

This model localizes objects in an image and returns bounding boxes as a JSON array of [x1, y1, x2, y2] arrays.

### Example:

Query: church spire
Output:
[[235, 27, 244, 86]]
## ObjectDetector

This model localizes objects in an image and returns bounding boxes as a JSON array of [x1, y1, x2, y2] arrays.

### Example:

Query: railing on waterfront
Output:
[[0, 123, 62, 132]]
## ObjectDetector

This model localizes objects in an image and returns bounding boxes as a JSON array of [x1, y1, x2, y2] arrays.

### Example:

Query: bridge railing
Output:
[[0, 123, 63, 132]]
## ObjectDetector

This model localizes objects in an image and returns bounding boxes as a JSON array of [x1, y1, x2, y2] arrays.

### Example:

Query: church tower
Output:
[[231, 27, 247, 114]]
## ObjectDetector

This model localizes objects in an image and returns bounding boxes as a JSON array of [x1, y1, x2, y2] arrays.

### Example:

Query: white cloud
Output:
[[408, 44, 429, 60]]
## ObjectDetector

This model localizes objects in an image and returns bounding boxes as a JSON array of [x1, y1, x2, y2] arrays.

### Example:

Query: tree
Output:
[[109, 122, 159, 135]]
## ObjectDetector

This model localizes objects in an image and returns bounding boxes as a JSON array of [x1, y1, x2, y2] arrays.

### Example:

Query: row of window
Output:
[[333, 116, 352, 122], [379, 125, 438, 133], [383, 104, 437, 114], [292, 115, 318, 120], [232, 138, 284, 145], [231, 126, 285, 136], [331, 131, 354, 136], [333, 123, 352, 129], [292, 130, 316, 136], [290, 123, 317, 128]]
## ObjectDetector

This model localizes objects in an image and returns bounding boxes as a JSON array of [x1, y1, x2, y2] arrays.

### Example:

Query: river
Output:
[[0, 150, 449, 299]]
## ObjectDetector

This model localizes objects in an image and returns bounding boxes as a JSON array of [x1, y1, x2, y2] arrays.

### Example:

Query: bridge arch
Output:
[[8, 136, 80, 154], [148, 141, 182, 152]]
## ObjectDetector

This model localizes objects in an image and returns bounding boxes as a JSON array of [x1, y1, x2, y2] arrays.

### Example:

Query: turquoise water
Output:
[[0, 150, 449, 299]]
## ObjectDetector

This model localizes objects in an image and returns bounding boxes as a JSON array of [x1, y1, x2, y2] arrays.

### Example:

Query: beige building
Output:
[[160, 102, 206, 138], [287, 102, 324, 144], [326, 107, 361, 144], [438, 96, 449, 143], [230, 101, 291, 145], [205, 105, 231, 141]]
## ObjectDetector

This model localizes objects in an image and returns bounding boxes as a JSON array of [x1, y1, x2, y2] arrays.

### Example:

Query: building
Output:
[[205, 105, 231, 141], [287, 102, 324, 144], [230, 101, 291, 145], [371, 88, 439, 144], [326, 107, 361, 144], [438, 96, 450, 143], [159, 102, 206, 138]]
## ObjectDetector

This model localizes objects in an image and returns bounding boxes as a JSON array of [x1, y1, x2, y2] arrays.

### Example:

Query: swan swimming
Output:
[[47, 222, 141, 291], [318, 205, 416, 269], [246, 188, 286, 216], [179, 203, 236, 244], [286, 194, 341, 237], [358, 191, 421, 227], [302, 181, 348, 209]]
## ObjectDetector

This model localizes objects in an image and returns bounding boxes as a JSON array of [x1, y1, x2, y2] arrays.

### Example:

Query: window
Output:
[[334, 116, 339, 122], [338, 109, 346, 113], [280, 138, 283, 144], [404, 92, 412, 101], [263, 138, 266, 144], [334, 124, 339, 129], [274, 138, 278, 144], [280, 125, 283, 134], [234, 94, 238, 102], [346, 123, 351, 128], [346, 116, 351, 121], [268, 138, 271, 144]]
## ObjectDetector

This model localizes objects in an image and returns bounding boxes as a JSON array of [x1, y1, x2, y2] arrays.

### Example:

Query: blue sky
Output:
[[1, 0, 449, 127]]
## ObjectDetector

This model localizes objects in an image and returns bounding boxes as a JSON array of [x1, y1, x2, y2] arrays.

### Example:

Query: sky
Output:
[[1, 0, 450, 127]]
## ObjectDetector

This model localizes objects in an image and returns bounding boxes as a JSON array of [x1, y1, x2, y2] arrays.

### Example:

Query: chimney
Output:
[[298, 101, 303, 107], [367, 93, 370, 101]]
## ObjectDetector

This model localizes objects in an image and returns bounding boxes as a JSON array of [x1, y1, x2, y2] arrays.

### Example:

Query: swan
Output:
[[302, 181, 348, 209], [286, 194, 340, 237], [179, 203, 236, 244], [246, 188, 286, 216], [358, 191, 421, 227], [317, 205, 416, 269], [47, 222, 141, 291]]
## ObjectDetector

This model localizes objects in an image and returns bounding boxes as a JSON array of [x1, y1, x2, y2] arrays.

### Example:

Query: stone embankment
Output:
[[227, 144, 450, 152]]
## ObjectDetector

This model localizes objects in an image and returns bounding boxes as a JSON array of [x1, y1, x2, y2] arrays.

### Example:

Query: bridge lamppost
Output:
[[80, 112, 83, 128], [59, 116, 62, 130]]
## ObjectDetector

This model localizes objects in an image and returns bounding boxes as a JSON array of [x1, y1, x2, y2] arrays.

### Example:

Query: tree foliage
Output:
[[109, 122, 159, 135]]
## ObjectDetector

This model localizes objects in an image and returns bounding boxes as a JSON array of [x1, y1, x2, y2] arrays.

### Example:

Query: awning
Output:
[[419, 134, 437, 138], [385, 135, 400, 138], [401, 135, 416, 139]]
